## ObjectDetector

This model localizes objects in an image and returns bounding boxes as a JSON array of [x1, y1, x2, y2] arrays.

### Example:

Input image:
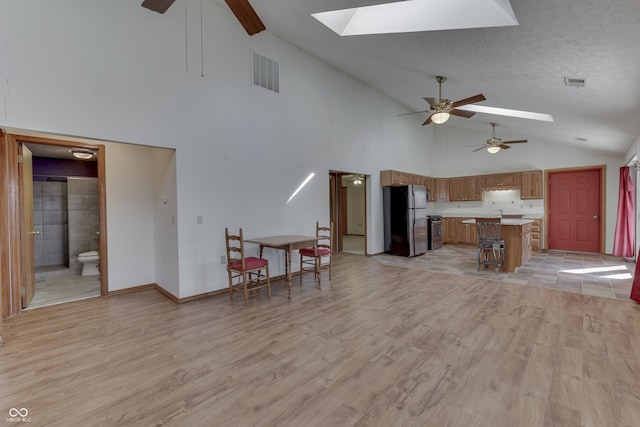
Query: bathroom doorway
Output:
[[15, 136, 107, 310]]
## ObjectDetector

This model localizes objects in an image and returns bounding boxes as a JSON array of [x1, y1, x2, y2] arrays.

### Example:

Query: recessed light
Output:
[[69, 149, 96, 160]]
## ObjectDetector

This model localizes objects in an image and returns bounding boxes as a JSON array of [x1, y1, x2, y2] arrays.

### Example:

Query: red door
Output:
[[548, 169, 601, 252]]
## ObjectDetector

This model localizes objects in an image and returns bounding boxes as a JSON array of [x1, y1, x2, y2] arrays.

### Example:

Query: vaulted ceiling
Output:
[[221, 0, 640, 155]]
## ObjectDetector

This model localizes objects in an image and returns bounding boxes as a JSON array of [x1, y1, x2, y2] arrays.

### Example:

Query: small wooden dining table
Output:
[[244, 235, 318, 299]]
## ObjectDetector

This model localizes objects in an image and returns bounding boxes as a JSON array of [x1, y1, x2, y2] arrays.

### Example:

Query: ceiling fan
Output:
[[473, 123, 527, 153], [398, 76, 486, 125]]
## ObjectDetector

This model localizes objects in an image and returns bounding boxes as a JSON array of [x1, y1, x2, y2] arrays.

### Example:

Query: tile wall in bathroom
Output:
[[33, 180, 69, 267], [67, 178, 100, 274]]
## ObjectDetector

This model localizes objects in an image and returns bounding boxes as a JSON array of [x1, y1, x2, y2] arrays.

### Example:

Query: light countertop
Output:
[[461, 218, 535, 226]]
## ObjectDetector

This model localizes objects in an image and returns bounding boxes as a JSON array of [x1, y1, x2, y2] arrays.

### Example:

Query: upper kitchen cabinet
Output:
[[380, 170, 411, 186], [482, 173, 521, 190], [435, 178, 449, 202], [521, 170, 543, 199], [449, 176, 482, 201]]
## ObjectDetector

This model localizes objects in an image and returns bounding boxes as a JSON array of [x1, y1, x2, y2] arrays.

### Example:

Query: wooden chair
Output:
[[299, 222, 333, 285], [476, 218, 505, 274], [225, 227, 270, 305]]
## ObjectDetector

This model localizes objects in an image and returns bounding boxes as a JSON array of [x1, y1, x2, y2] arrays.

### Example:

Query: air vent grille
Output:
[[564, 77, 586, 87], [252, 52, 279, 93]]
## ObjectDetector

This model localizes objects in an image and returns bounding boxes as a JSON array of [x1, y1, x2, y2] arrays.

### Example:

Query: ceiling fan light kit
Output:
[[431, 112, 450, 124], [472, 123, 528, 154]]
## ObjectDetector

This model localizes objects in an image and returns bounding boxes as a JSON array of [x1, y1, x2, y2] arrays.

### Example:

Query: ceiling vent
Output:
[[252, 52, 279, 93], [564, 77, 586, 87]]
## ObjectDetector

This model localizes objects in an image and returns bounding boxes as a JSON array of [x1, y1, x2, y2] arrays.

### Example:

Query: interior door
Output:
[[548, 168, 601, 252], [20, 145, 36, 308]]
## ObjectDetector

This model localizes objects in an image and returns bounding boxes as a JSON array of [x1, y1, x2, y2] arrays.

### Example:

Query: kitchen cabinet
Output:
[[380, 170, 411, 186], [435, 178, 449, 202], [521, 170, 543, 199], [449, 176, 482, 201], [520, 222, 533, 265], [443, 217, 457, 243], [530, 219, 542, 250], [482, 173, 521, 189], [444, 217, 477, 244]]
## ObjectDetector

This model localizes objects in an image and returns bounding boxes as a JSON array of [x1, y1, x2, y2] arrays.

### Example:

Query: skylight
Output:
[[457, 105, 555, 122], [312, 0, 519, 36]]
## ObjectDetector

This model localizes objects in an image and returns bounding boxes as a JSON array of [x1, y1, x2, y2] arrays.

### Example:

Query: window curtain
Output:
[[613, 167, 634, 257]]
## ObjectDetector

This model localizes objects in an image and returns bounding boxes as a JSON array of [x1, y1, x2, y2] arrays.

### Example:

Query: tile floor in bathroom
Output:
[[27, 265, 101, 310]]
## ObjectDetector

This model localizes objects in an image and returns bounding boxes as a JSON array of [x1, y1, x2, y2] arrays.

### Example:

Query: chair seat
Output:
[[229, 257, 268, 271], [300, 247, 331, 257]]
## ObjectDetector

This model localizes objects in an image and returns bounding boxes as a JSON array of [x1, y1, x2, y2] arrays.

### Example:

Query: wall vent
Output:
[[564, 77, 586, 87], [252, 52, 279, 93]]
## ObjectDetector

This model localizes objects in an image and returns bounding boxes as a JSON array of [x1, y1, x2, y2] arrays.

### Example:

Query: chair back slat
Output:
[[225, 227, 247, 270], [475, 218, 502, 243], [315, 222, 333, 253]]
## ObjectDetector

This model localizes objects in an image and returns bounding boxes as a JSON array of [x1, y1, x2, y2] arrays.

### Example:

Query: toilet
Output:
[[78, 251, 100, 276]]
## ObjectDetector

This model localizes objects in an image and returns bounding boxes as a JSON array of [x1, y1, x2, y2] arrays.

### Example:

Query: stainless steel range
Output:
[[427, 215, 443, 250]]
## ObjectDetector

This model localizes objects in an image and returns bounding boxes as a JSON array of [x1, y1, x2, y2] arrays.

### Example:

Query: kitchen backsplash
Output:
[[429, 189, 544, 217]]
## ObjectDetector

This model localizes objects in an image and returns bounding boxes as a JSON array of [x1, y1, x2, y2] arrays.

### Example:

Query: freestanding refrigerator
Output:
[[383, 185, 429, 257]]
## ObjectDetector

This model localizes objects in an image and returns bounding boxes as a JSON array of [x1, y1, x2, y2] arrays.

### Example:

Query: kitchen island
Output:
[[462, 218, 533, 272]]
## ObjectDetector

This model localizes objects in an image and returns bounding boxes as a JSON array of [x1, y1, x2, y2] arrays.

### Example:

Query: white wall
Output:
[[1, 0, 432, 298], [104, 142, 159, 291]]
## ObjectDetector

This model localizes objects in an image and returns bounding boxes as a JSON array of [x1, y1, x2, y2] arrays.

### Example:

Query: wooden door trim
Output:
[[0, 130, 109, 318], [544, 165, 606, 253]]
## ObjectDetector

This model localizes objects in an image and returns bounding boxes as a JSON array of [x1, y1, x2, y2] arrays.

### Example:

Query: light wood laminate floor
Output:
[[1, 254, 640, 426]]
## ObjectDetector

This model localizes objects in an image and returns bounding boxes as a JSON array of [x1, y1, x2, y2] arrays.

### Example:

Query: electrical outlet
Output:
[[220, 255, 226, 264]]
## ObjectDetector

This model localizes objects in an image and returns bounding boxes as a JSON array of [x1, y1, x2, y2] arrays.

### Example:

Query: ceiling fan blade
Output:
[[423, 97, 438, 108], [502, 139, 528, 144], [397, 110, 429, 117], [141, 0, 176, 13], [472, 146, 488, 152], [451, 94, 486, 108], [422, 115, 433, 126], [224, 0, 265, 35], [450, 109, 476, 119], [498, 144, 512, 149]]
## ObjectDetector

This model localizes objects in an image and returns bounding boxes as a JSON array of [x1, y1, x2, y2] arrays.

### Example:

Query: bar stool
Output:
[[475, 218, 505, 274]]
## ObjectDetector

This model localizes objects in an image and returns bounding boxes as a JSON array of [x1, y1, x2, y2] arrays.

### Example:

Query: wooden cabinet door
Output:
[[449, 178, 465, 201], [455, 221, 467, 243], [501, 173, 520, 187], [482, 174, 500, 187], [443, 218, 457, 242], [465, 176, 482, 201], [466, 223, 477, 244], [521, 170, 543, 199], [436, 178, 449, 201]]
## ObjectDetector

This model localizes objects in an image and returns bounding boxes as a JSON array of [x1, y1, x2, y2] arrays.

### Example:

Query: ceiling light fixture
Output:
[[70, 149, 96, 160], [352, 175, 363, 186], [487, 146, 501, 154], [431, 112, 450, 124]]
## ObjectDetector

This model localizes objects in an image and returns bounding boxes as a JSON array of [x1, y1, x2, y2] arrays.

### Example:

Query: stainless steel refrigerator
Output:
[[383, 185, 429, 257]]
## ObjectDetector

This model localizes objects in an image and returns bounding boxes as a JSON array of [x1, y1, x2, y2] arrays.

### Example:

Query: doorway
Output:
[[547, 167, 604, 252], [329, 171, 367, 255], [0, 132, 108, 317]]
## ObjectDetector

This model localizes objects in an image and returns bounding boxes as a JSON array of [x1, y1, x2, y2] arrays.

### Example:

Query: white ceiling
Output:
[[242, 0, 640, 155]]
